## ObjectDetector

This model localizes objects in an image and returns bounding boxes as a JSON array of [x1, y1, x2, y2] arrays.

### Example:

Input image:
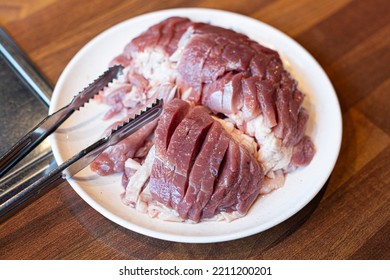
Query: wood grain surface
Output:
[[0, 0, 389, 260]]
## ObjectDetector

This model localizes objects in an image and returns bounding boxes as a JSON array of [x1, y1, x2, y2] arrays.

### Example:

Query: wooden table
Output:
[[0, 0, 388, 260]]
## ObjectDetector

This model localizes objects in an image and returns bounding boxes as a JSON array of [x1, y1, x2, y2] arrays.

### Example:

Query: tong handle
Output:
[[0, 106, 72, 177], [0, 166, 64, 219], [0, 65, 123, 178], [0, 136, 91, 219], [0, 99, 163, 219]]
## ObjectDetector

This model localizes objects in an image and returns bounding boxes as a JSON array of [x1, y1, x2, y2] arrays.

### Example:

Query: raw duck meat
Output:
[[92, 17, 316, 222]]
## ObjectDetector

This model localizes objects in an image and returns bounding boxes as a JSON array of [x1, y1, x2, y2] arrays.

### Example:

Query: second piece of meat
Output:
[[149, 99, 264, 222]]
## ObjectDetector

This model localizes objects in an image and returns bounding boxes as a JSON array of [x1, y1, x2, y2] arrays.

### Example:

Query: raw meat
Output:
[[91, 17, 316, 222], [148, 99, 264, 222]]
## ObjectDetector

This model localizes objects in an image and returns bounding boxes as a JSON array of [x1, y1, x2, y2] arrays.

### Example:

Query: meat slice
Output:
[[166, 107, 214, 209], [196, 23, 254, 72], [165, 18, 195, 55], [149, 99, 264, 222], [201, 139, 241, 219], [256, 79, 277, 128], [148, 157, 174, 206], [126, 17, 192, 56], [242, 76, 261, 121], [176, 31, 215, 103], [149, 99, 191, 206], [215, 145, 252, 213], [154, 98, 191, 155], [200, 38, 227, 83], [150, 106, 214, 209], [273, 71, 305, 146], [202, 71, 245, 115], [90, 119, 158, 176], [156, 17, 188, 55], [235, 147, 264, 215], [206, 143, 263, 216], [178, 122, 230, 222]]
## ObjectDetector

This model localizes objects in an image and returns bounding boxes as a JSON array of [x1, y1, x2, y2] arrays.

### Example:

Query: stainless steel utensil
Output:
[[0, 65, 123, 177], [0, 98, 163, 218]]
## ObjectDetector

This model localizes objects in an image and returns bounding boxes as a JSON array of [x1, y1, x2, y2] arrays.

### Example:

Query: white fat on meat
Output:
[[122, 145, 155, 207], [246, 115, 292, 174], [131, 48, 177, 86], [169, 26, 194, 63], [122, 145, 182, 223], [212, 116, 258, 157]]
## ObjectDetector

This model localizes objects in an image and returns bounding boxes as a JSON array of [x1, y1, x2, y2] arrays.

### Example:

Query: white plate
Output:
[[50, 8, 342, 243]]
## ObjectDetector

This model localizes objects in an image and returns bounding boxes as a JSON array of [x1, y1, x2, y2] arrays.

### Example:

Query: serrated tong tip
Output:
[[0, 65, 123, 178]]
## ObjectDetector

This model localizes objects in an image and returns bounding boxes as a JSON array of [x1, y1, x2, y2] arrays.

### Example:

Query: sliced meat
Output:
[[178, 122, 230, 222], [256, 79, 277, 128], [149, 99, 264, 222], [290, 106, 309, 147], [216, 145, 252, 213], [242, 76, 261, 121], [157, 17, 186, 54], [171, 18, 308, 150], [150, 106, 214, 209], [105, 16, 314, 150], [249, 54, 269, 79], [176, 31, 215, 103], [148, 157, 175, 207], [196, 23, 254, 72], [161, 17, 194, 56], [273, 71, 304, 146], [235, 148, 264, 215], [90, 119, 158, 176], [209, 143, 263, 216], [222, 42, 254, 72], [200, 38, 227, 83], [166, 107, 214, 209], [126, 17, 192, 56], [201, 139, 241, 219], [202, 72, 245, 115], [154, 98, 191, 155], [149, 99, 191, 206]]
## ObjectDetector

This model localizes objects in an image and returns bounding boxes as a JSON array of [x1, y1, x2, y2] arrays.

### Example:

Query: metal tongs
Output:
[[0, 65, 163, 218]]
